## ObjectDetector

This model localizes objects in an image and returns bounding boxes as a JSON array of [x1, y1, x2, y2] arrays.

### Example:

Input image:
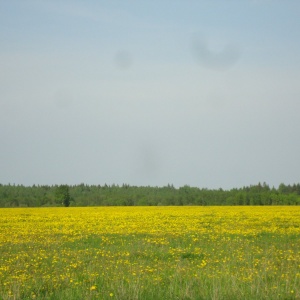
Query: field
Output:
[[0, 207, 300, 300]]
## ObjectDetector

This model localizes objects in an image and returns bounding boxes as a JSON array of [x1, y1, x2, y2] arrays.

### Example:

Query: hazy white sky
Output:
[[1, 0, 300, 189]]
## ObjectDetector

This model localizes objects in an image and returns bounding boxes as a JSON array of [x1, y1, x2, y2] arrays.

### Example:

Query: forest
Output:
[[0, 182, 300, 207]]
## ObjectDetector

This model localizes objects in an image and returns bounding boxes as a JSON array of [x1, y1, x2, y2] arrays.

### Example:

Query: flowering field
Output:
[[0, 207, 300, 299]]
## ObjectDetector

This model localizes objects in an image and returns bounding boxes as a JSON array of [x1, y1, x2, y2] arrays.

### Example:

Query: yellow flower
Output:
[[110, 292, 114, 297], [90, 285, 97, 291]]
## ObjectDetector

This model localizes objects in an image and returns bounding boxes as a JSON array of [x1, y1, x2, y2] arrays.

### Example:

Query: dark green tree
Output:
[[55, 185, 71, 207]]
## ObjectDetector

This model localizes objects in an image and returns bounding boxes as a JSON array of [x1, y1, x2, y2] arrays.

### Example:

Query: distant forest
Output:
[[0, 182, 300, 207]]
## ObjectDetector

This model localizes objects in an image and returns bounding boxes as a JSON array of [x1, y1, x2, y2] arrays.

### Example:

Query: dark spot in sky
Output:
[[191, 37, 241, 71], [114, 50, 133, 70]]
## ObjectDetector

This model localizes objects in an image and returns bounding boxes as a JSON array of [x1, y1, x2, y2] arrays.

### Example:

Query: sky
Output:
[[1, 0, 300, 189]]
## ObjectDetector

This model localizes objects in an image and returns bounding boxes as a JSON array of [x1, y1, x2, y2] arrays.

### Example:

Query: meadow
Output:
[[0, 206, 299, 300]]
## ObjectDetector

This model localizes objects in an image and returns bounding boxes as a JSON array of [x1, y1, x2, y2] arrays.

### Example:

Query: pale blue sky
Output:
[[1, 1, 300, 189]]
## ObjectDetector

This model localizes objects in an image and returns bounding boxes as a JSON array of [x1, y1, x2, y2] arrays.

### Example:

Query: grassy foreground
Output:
[[0, 206, 299, 300]]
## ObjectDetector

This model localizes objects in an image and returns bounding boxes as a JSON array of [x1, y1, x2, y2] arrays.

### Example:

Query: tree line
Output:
[[0, 182, 300, 207]]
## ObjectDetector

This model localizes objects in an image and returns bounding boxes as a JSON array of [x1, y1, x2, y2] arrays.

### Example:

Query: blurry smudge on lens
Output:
[[114, 50, 133, 70], [191, 36, 241, 71]]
